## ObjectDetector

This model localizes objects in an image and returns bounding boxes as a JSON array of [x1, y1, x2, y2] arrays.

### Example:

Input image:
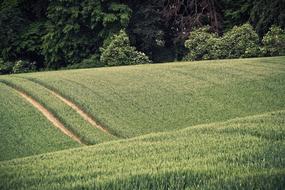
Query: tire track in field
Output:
[[25, 78, 116, 137], [0, 81, 85, 145]]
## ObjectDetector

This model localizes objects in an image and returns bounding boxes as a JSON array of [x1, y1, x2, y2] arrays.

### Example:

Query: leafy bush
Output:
[[100, 30, 151, 66], [12, 60, 36, 74], [183, 27, 219, 61], [0, 59, 14, 75], [222, 23, 260, 58], [262, 26, 285, 56], [183, 24, 261, 61]]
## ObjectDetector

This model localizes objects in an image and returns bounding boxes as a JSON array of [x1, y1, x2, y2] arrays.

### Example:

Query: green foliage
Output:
[[250, 0, 285, 36], [184, 24, 260, 61], [16, 22, 46, 64], [65, 54, 104, 70], [221, 0, 253, 32], [221, 0, 284, 36], [0, 109, 284, 189], [100, 30, 151, 66], [222, 23, 260, 58], [127, 1, 167, 62], [42, 0, 131, 68], [183, 27, 219, 61], [262, 25, 285, 56], [0, 0, 48, 68], [12, 60, 36, 74], [1, 0, 284, 71], [0, 59, 14, 74], [0, 2, 27, 60]]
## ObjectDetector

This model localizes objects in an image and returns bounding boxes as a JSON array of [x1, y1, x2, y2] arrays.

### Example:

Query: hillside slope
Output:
[[0, 110, 284, 189], [10, 56, 285, 137], [0, 83, 79, 161]]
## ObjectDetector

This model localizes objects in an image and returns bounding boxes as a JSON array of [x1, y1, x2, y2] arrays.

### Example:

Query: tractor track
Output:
[[1, 81, 85, 145]]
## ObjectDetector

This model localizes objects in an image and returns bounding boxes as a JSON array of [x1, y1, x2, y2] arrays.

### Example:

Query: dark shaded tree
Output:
[[250, 0, 285, 36], [127, 0, 222, 61], [43, 0, 131, 68], [0, 0, 48, 68], [221, 0, 285, 35]]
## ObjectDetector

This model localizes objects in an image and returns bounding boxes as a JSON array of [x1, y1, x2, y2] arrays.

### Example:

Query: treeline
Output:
[[0, 0, 284, 74]]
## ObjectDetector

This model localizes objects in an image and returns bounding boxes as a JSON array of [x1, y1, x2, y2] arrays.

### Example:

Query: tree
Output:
[[262, 25, 285, 56], [42, 0, 131, 68], [0, 0, 48, 68], [127, 0, 168, 62], [0, 1, 27, 61], [183, 24, 260, 61], [221, 0, 285, 35], [250, 0, 285, 36], [127, 0, 222, 61], [184, 26, 219, 61], [100, 30, 151, 66]]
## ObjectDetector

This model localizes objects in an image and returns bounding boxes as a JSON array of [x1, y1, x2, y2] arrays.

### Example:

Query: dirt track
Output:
[[49, 90, 111, 134], [17, 90, 85, 145]]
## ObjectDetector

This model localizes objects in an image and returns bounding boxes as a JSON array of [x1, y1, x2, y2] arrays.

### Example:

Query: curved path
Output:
[[50, 91, 110, 134], [4, 83, 85, 145], [26, 78, 115, 137]]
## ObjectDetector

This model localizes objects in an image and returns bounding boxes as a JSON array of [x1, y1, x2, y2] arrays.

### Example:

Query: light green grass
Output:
[[0, 57, 284, 189], [0, 110, 284, 189], [0, 77, 117, 144], [11, 56, 285, 138], [0, 83, 78, 161]]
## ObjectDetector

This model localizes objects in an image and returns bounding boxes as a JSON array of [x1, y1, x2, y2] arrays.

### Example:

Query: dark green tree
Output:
[[0, 0, 48, 68], [43, 0, 131, 68], [221, 0, 285, 35], [250, 0, 285, 36]]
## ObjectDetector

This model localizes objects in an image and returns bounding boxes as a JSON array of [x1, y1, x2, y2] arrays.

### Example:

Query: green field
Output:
[[0, 83, 78, 161], [1, 77, 116, 145], [0, 110, 284, 189], [0, 57, 285, 189], [8, 56, 285, 137]]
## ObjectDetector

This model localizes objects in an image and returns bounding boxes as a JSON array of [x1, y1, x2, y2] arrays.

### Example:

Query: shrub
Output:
[[183, 27, 219, 61], [0, 59, 14, 75], [222, 23, 260, 58], [183, 24, 261, 61], [100, 30, 151, 66], [66, 54, 104, 69], [12, 60, 36, 74], [262, 26, 285, 56]]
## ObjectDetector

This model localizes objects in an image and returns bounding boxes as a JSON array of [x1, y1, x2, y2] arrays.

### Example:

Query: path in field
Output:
[[4, 83, 85, 145], [26, 78, 114, 137]]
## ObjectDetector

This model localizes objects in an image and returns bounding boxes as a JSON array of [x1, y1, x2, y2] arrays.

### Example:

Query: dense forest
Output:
[[0, 0, 284, 74]]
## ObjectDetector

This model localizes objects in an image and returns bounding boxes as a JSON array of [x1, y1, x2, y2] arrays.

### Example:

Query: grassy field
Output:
[[0, 83, 78, 161], [8, 56, 285, 138], [0, 77, 117, 144], [0, 110, 284, 189], [0, 57, 284, 189]]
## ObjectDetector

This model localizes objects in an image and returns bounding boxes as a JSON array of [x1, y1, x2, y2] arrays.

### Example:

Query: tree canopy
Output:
[[0, 0, 284, 72]]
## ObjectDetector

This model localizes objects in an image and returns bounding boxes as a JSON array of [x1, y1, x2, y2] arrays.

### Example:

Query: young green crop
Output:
[[0, 83, 78, 161], [1, 77, 117, 144], [0, 110, 284, 189], [16, 56, 285, 138]]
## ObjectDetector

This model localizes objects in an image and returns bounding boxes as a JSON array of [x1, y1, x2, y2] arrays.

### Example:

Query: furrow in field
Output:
[[1, 82, 85, 145], [25, 78, 116, 137]]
